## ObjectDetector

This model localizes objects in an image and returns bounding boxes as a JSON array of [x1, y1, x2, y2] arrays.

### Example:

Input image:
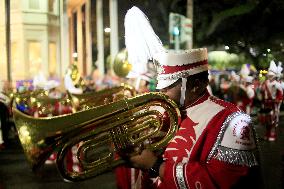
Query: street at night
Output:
[[0, 113, 283, 189]]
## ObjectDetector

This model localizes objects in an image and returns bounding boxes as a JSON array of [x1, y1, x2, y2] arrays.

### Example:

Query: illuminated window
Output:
[[11, 42, 20, 79], [0, 42, 7, 81], [11, 0, 19, 10], [0, 0, 6, 81], [29, 0, 39, 10], [28, 41, 42, 76]]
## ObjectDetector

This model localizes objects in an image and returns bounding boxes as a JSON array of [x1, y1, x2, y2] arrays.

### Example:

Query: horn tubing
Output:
[[13, 92, 180, 181]]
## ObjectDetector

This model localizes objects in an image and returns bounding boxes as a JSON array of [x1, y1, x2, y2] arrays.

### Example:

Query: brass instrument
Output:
[[13, 89, 48, 115], [12, 89, 72, 116], [69, 83, 136, 110], [70, 64, 86, 90], [13, 92, 180, 182], [113, 49, 132, 77], [33, 95, 74, 116]]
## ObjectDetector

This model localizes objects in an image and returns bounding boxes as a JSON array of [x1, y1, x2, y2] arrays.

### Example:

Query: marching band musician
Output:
[[123, 7, 261, 189], [260, 61, 283, 141], [64, 64, 85, 94], [275, 62, 283, 127], [239, 75, 255, 115], [226, 71, 241, 106]]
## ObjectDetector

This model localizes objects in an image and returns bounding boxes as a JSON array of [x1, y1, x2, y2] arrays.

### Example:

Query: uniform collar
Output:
[[182, 90, 210, 110]]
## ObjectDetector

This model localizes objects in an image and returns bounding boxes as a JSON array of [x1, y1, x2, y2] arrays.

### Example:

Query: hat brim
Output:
[[156, 79, 178, 90], [267, 71, 276, 77]]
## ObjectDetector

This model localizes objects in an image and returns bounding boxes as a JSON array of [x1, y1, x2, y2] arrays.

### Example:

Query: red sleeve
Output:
[[276, 88, 283, 102], [160, 159, 249, 189]]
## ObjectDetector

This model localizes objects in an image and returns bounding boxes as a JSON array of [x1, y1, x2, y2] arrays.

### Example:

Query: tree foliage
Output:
[[121, 0, 284, 70], [194, 0, 284, 69]]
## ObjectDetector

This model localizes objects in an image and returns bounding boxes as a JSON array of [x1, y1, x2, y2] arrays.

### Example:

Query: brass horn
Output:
[[69, 83, 136, 111], [13, 90, 74, 116], [13, 92, 180, 182]]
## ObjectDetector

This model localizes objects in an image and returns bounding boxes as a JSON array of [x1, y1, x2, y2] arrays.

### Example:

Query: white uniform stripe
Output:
[[176, 162, 188, 189]]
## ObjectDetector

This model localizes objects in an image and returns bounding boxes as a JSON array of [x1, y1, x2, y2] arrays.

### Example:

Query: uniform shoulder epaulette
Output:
[[207, 111, 258, 167]]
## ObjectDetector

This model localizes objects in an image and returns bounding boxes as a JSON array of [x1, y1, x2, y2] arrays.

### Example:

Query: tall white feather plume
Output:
[[240, 64, 250, 77], [277, 62, 283, 77], [268, 60, 277, 74], [124, 6, 165, 78]]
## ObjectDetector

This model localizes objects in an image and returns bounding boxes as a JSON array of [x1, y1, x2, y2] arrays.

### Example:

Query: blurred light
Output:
[[72, 52, 78, 58], [173, 26, 180, 36], [249, 47, 257, 57], [260, 70, 268, 74], [237, 41, 245, 47], [224, 46, 229, 50], [267, 49, 271, 52], [104, 27, 111, 33], [263, 53, 267, 57]]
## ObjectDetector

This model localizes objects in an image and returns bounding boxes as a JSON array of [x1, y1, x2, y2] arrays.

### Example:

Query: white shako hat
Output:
[[231, 71, 240, 82], [244, 75, 253, 83], [240, 64, 250, 78], [124, 6, 208, 106], [267, 60, 278, 77], [154, 48, 208, 89]]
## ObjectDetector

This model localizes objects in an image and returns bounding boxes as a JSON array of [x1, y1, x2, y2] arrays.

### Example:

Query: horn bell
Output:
[[69, 83, 136, 111], [13, 92, 180, 182]]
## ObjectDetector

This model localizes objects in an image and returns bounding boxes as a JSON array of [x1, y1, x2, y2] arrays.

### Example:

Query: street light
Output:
[[104, 27, 111, 33], [72, 52, 78, 58]]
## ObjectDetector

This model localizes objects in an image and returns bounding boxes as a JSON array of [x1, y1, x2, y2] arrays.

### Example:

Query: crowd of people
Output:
[[207, 61, 283, 142]]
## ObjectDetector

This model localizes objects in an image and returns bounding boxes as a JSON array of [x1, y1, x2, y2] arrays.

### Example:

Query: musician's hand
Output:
[[128, 149, 165, 179], [129, 149, 158, 170]]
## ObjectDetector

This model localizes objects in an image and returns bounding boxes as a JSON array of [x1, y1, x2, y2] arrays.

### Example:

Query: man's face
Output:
[[159, 81, 182, 106]]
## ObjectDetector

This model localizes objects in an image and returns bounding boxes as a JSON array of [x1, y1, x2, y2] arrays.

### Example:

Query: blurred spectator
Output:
[[64, 64, 84, 94], [92, 65, 103, 90], [102, 70, 120, 88]]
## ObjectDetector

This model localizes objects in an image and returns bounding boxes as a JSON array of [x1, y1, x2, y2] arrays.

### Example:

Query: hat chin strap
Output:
[[180, 78, 187, 107]]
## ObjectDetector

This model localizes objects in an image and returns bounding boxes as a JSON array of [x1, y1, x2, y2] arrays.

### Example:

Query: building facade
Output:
[[0, 0, 120, 89]]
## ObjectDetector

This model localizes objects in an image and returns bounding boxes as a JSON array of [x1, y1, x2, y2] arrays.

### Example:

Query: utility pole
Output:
[[5, 0, 11, 82]]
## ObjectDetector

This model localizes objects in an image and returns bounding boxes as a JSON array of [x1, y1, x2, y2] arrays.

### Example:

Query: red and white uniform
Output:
[[115, 166, 141, 189], [260, 79, 283, 141], [142, 91, 259, 189], [239, 84, 255, 114]]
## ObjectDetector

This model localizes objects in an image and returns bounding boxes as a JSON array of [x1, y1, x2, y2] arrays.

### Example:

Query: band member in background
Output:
[[275, 62, 283, 127], [260, 61, 283, 141], [226, 71, 242, 106], [123, 7, 260, 189], [64, 64, 85, 94], [239, 75, 255, 115]]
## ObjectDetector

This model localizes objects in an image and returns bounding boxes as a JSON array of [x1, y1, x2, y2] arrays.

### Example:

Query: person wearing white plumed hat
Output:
[[122, 6, 260, 189], [275, 62, 283, 128], [238, 75, 255, 115], [259, 60, 283, 141], [240, 64, 250, 79], [230, 70, 240, 83], [276, 62, 283, 79]]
